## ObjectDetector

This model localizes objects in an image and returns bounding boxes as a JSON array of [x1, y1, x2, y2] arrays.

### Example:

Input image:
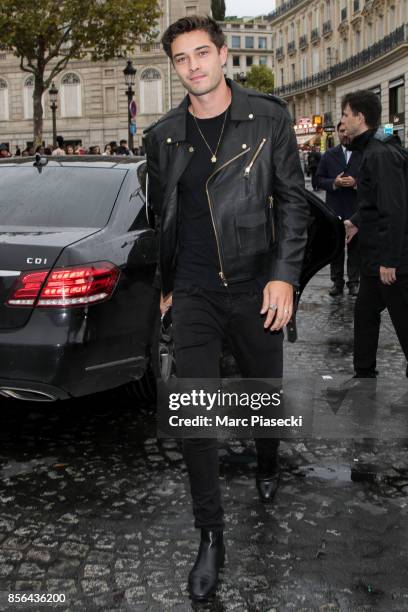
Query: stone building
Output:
[[220, 18, 274, 81], [0, 0, 211, 151], [269, 0, 408, 145]]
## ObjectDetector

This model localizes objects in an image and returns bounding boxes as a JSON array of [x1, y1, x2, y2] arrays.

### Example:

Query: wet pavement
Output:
[[1, 264, 408, 611]]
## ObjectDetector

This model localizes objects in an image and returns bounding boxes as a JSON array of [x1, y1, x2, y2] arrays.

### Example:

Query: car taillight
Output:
[[7, 262, 120, 308]]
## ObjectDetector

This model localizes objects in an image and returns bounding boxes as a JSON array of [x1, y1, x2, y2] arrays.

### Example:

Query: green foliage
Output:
[[0, 0, 161, 145], [211, 0, 226, 21], [244, 65, 274, 94]]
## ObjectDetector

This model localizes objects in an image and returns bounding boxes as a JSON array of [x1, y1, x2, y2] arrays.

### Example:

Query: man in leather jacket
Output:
[[144, 15, 309, 602]]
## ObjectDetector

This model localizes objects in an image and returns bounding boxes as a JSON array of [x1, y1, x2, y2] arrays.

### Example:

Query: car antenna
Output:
[[33, 153, 48, 172]]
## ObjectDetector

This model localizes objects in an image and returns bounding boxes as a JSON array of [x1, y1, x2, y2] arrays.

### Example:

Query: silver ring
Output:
[[284, 308, 290, 314], [268, 304, 278, 311]]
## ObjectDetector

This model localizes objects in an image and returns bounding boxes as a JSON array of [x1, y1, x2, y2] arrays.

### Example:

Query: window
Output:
[[186, 5, 197, 15], [325, 0, 331, 21], [259, 56, 267, 66], [258, 37, 267, 49], [279, 30, 284, 47], [246, 56, 253, 67], [389, 79, 405, 125], [291, 63, 296, 82], [0, 78, 9, 120], [341, 38, 348, 61], [140, 68, 163, 115], [0, 167, 126, 228], [233, 55, 240, 67], [231, 35, 241, 49], [312, 48, 319, 74], [367, 22, 373, 46], [300, 56, 307, 79], [290, 22, 295, 42], [378, 15, 384, 39], [280, 68, 284, 86], [354, 30, 360, 53], [389, 5, 395, 31], [302, 14, 307, 35], [60, 73, 81, 117], [104, 86, 117, 113], [23, 76, 34, 120], [104, 68, 115, 77], [245, 37, 254, 49]]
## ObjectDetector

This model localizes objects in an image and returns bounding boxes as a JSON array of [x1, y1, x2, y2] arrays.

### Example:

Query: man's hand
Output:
[[341, 176, 356, 188], [344, 219, 358, 243], [334, 172, 345, 188], [379, 266, 397, 285], [260, 281, 294, 331], [334, 173, 357, 189], [160, 292, 173, 316]]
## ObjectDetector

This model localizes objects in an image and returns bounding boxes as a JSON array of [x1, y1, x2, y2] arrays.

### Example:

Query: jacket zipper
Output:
[[205, 148, 251, 286], [244, 138, 267, 177], [269, 195, 275, 243]]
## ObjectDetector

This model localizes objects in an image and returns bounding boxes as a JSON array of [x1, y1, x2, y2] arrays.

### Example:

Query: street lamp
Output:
[[49, 81, 58, 148], [123, 59, 137, 151]]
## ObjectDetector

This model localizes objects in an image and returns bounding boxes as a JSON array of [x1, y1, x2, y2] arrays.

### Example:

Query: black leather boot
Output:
[[188, 529, 225, 601], [256, 470, 280, 503]]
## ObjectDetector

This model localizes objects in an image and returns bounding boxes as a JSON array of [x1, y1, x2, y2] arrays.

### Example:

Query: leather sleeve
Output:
[[270, 109, 310, 287], [374, 147, 407, 269], [144, 130, 163, 290]]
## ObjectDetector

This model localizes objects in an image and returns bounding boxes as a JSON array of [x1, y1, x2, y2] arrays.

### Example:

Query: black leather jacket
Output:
[[349, 129, 408, 275], [144, 79, 309, 296]]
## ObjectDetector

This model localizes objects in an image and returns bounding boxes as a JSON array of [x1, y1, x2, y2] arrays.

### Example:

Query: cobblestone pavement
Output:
[[0, 264, 408, 612]]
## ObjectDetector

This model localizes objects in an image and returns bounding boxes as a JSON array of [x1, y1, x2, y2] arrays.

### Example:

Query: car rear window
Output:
[[0, 166, 127, 228]]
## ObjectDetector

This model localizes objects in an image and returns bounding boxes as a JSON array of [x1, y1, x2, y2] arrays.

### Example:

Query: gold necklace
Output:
[[191, 106, 229, 163]]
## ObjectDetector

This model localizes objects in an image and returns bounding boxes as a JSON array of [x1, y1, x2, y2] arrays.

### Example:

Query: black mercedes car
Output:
[[0, 155, 343, 402]]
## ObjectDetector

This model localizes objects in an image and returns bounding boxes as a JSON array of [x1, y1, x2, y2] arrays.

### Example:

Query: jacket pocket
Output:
[[236, 210, 269, 255]]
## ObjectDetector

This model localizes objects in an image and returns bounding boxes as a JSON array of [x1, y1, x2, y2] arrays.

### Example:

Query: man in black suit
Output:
[[317, 122, 361, 296]]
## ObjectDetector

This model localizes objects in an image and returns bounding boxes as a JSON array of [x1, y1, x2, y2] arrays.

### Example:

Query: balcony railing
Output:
[[273, 25, 407, 97], [299, 34, 308, 49], [323, 20, 332, 35], [353, 0, 360, 12], [311, 28, 320, 43], [267, 0, 307, 21], [288, 41, 296, 54], [341, 7, 347, 21], [276, 46, 284, 60]]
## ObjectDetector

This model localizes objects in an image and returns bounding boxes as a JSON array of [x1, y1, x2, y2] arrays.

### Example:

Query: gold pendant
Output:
[[211, 155, 217, 163]]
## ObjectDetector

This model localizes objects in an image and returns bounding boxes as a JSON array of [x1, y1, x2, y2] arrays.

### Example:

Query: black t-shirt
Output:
[[175, 109, 262, 292]]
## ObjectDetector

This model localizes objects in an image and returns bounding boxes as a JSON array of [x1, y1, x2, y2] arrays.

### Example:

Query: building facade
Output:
[[0, 0, 211, 151], [269, 0, 408, 145], [220, 18, 274, 81]]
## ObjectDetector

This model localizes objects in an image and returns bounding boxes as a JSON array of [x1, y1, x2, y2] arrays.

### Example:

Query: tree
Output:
[[211, 0, 226, 21], [243, 65, 275, 94], [0, 0, 160, 148]]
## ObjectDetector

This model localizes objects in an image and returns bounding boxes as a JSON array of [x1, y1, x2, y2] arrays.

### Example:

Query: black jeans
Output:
[[330, 236, 360, 288], [172, 286, 283, 529], [354, 273, 408, 376]]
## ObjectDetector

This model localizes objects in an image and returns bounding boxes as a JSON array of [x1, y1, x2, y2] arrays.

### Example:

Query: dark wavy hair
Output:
[[161, 15, 226, 60], [341, 90, 382, 129]]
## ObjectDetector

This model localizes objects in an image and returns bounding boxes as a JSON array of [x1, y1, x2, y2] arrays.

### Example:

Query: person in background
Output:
[[15, 145, 21, 156], [51, 135, 66, 156], [65, 144, 75, 155], [116, 139, 133, 155], [307, 145, 321, 191], [329, 90, 408, 403], [0, 144, 11, 158], [103, 143, 112, 156], [316, 122, 361, 297]]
